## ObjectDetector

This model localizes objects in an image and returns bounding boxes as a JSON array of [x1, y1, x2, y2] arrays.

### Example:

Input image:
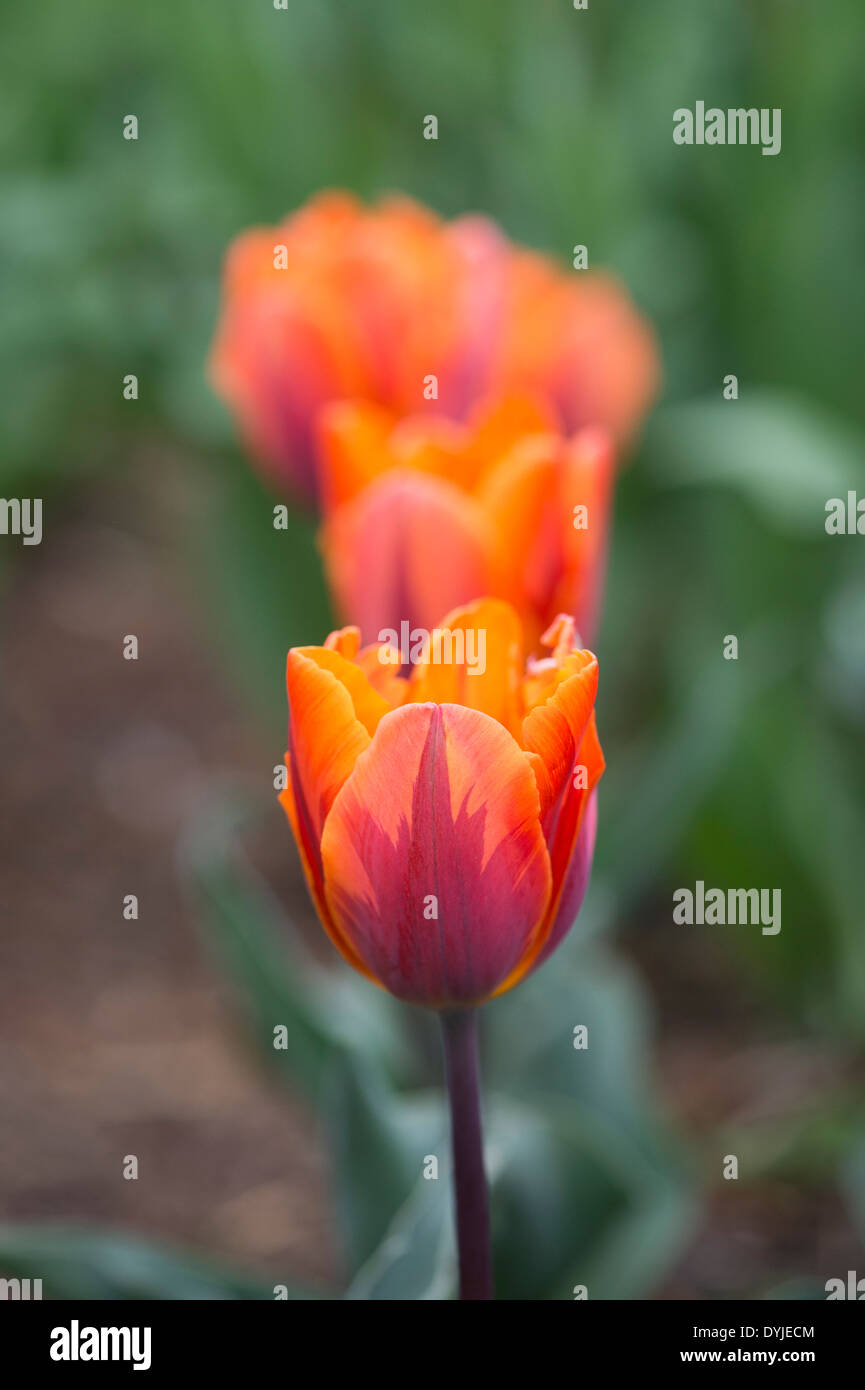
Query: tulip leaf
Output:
[[488, 1095, 695, 1301], [595, 628, 771, 911], [761, 1280, 828, 1301], [772, 707, 865, 1031], [483, 951, 694, 1299], [339, 1086, 694, 1301], [645, 390, 864, 537], [485, 944, 658, 1137], [839, 1135, 865, 1248], [181, 802, 410, 1104], [183, 792, 694, 1299], [183, 802, 440, 1277], [343, 1165, 456, 1301], [324, 1067, 444, 1274], [187, 453, 334, 736], [0, 1224, 317, 1301], [688, 677, 865, 1023]]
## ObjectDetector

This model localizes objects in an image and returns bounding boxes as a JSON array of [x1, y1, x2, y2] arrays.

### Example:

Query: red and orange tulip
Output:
[[279, 598, 604, 1009], [318, 394, 615, 650], [210, 191, 658, 504], [213, 188, 640, 1302]]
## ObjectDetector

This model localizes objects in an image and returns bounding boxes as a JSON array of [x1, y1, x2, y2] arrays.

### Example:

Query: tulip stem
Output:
[[440, 1007, 493, 1300]]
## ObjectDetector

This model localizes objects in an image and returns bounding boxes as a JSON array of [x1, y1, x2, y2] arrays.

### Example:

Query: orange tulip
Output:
[[279, 598, 604, 1009], [210, 191, 658, 503], [318, 394, 615, 649]]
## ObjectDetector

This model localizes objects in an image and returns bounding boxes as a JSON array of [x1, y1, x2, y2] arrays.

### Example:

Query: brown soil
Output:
[[0, 448, 338, 1291]]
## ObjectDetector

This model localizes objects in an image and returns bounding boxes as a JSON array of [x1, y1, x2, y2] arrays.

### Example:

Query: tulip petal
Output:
[[552, 429, 615, 644], [492, 744, 602, 997], [323, 626, 361, 660], [521, 789, 599, 977], [521, 651, 600, 833], [320, 471, 492, 641], [284, 651, 377, 886], [546, 275, 661, 445], [540, 709, 604, 910], [476, 436, 565, 642], [465, 394, 557, 487], [211, 217, 373, 501], [278, 758, 375, 982], [280, 641, 398, 983], [408, 598, 525, 740], [212, 193, 658, 507], [477, 427, 614, 648], [291, 645, 392, 740], [316, 400, 397, 512], [501, 652, 604, 990], [320, 702, 552, 1006]]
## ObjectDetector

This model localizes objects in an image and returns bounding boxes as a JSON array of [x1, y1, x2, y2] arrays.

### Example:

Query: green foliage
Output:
[[180, 806, 695, 1300], [0, 1225, 314, 1300], [187, 456, 335, 735], [4, 0, 865, 486]]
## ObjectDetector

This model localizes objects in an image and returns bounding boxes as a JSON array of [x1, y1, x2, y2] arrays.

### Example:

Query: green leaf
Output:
[[183, 801, 435, 1279], [324, 1067, 444, 1273], [760, 1278, 828, 1301], [344, 1163, 455, 1301], [761, 692, 865, 1030], [533, 1108, 692, 1302], [0, 1224, 318, 1301], [645, 391, 864, 537], [181, 802, 409, 1105], [485, 955, 696, 1300], [186, 454, 334, 736], [342, 1089, 694, 1302], [596, 626, 774, 911], [344, 960, 696, 1301], [839, 1134, 865, 1246]]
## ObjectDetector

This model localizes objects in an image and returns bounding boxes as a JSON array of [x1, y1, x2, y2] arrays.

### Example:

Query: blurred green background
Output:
[[1, 0, 864, 1299]]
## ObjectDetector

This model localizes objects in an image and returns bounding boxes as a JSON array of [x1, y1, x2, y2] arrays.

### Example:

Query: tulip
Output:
[[210, 191, 658, 504], [278, 598, 604, 1297], [318, 394, 615, 650]]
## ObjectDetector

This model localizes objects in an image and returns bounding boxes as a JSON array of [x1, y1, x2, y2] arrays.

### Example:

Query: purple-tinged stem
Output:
[[440, 1007, 493, 1300]]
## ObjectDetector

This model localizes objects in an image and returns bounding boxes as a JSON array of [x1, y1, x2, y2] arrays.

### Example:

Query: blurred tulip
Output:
[[279, 598, 604, 1009], [210, 191, 658, 504], [318, 395, 615, 649]]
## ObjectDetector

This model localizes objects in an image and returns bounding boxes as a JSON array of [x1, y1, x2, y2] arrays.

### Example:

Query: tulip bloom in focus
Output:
[[210, 191, 658, 504], [279, 599, 604, 1009], [318, 395, 614, 650]]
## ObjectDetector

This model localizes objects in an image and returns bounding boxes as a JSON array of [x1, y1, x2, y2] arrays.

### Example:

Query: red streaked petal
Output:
[[278, 757, 376, 982], [320, 471, 492, 642], [320, 702, 552, 1007], [504, 789, 599, 988], [285, 651, 375, 873]]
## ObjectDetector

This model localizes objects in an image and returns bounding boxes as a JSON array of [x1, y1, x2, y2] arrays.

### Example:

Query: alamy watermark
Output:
[[673, 881, 781, 935], [673, 103, 781, 157], [377, 621, 486, 674], [0, 1277, 42, 1299], [50, 1322, 151, 1371], [826, 1271, 865, 1299], [0, 497, 42, 545], [825, 491, 865, 534]]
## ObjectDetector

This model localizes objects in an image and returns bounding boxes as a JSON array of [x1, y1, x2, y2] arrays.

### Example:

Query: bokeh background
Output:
[[1, 0, 864, 1298]]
